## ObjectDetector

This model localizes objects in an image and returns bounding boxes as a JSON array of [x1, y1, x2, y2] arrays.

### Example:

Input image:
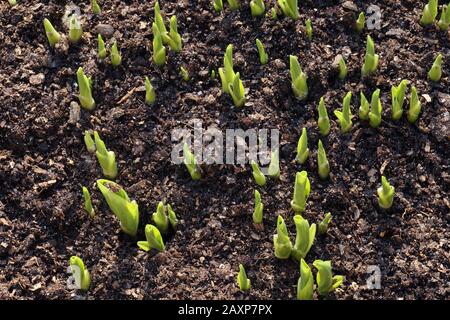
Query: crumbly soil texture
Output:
[[0, 0, 449, 300]]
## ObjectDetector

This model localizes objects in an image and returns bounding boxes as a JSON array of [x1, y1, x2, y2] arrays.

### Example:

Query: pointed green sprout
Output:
[[250, 0, 265, 17], [237, 264, 251, 291], [334, 91, 353, 133], [362, 35, 379, 77], [268, 150, 280, 179], [183, 142, 201, 180], [77, 67, 95, 111], [180, 66, 190, 81], [318, 212, 332, 235], [318, 97, 330, 136], [297, 259, 314, 300], [278, 0, 299, 19], [313, 260, 344, 297], [152, 201, 169, 233], [97, 34, 107, 59], [219, 44, 235, 94], [68, 15, 83, 43], [9, 0, 17, 6], [137, 224, 165, 252], [227, 0, 240, 10], [377, 176, 395, 209], [43, 18, 61, 47], [273, 215, 293, 259], [110, 40, 122, 67], [305, 19, 313, 41], [292, 215, 316, 262], [428, 53, 442, 82], [438, 4, 450, 31], [256, 39, 268, 65], [84, 130, 96, 153], [152, 22, 166, 66], [290, 55, 308, 100], [291, 171, 311, 213], [407, 86, 422, 124], [355, 12, 365, 33], [94, 131, 118, 179], [251, 160, 266, 186], [391, 80, 409, 120], [229, 72, 246, 107], [167, 204, 178, 229], [168, 15, 182, 53], [213, 0, 223, 12], [359, 91, 370, 120], [92, 0, 101, 14], [271, 7, 278, 20], [69, 256, 91, 292], [420, 0, 438, 26], [252, 190, 264, 225], [296, 127, 309, 164], [211, 69, 216, 79], [82, 186, 95, 218], [369, 89, 382, 128], [154, 1, 169, 44], [338, 55, 348, 80], [97, 179, 139, 237], [145, 76, 156, 105], [317, 140, 330, 180]]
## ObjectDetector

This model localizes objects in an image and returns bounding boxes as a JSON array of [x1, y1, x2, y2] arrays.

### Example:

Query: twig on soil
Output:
[[117, 86, 139, 104]]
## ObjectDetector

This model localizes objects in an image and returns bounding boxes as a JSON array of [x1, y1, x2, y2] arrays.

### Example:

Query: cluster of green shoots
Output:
[[278, 0, 299, 19], [97, 36, 122, 67], [420, 0, 450, 30], [219, 44, 246, 107], [84, 131, 118, 179]]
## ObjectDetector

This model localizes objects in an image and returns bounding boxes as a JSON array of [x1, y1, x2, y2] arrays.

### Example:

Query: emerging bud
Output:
[[251, 160, 266, 187], [255, 39, 268, 65], [290, 55, 308, 100], [83, 130, 96, 153], [94, 131, 118, 179], [145, 76, 156, 105], [152, 201, 177, 234], [317, 140, 330, 180], [377, 176, 395, 209], [154, 1, 169, 44], [407, 86, 422, 124], [334, 91, 353, 133], [69, 256, 91, 292], [92, 0, 101, 14], [77, 67, 95, 111], [137, 224, 165, 252], [313, 260, 344, 297], [305, 18, 313, 41], [180, 66, 190, 81], [152, 22, 166, 66], [97, 34, 107, 59], [337, 55, 348, 80], [268, 150, 280, 179], [227, 0, 241, 10], [318, 212, 332, 235], [296, 127, 309, 164], [355, 12, 365, 33], [228, 72, 246, 107], [252, 189, 264, 226], [420, 0, 438, 26], [183, 142, 202, 180], [318, 97, 330, 136], [250, 0, 265, 17], [292, 215, 316, 262], [278, 0, 299, 20], [237, 264, 251, 292], [391, 80, 409, 120], [359, 91, 370, 120], [168, 15, 182, 53], [428, 53, 443, 82], [369, 89, 382, 128], [362, 35, 379, 77], [110, 40, 122, 67], [213, 0, 223, 13], [219, 44, 235, 94], [273, 215, 293, 259], [68, 15, 83, 44], [438, 4, 450, 31], [291, 171, 311, 213], [82, 186, 95, 218], [43, 18, 61, 47], [297, 259, 314, 300]]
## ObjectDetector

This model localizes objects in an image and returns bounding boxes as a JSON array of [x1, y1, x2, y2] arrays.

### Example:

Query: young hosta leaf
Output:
[[94, 131, 118, 179], [167, 204, 178, 229], [228, 72, 246, 107], [297, 259, 314, 300], [369, 89, 382, 128], [428, 54, 443, 82], [292, 215, 316, 262], [9, 0, 17, 6], [252, 189, 264, 225], [168, 15, 182, 53], [278, 0, 299, 19], [290, 55, 308, 100], [77, 67, 95, 111], [317, 140, 329, 180], [97, 34, 107, 59], [362, 35, 379, 77], [183, 142, 201, 180], [359, 91, 370, 120], [180, 66, 190, 81], [296, 128, 309, 164], [84, 130, 96, 153], [227, 0, 240, 10], [213, 0, 223, 12], [271, 7, 278, 20], [219, 44, 235, 94], [154, 1, 169, 44], [407, 86, 422, 124], [82, 186, 95, 218], [318, 97, 330, 136], [145, 76, 156, 105], [305, 19, 313, 41], [92, 0, 101, 14], [334, 91, 353, 133], [256, 39, 268, 65], [355, 12, 365, 33], [251, 160, 266, 186], [273, 215, 293, 259], [290, 171, 311, 213], [313, 260, 344, 296], [152, 201, 169, 234], [250, 0, 265, 17], [137, 224, 165, 252], [318, 212, 332, 235], [420, 0, 438, 26], [338, 55, 348, 80], [69, 256, 91, 292], [377, 176, 395, 209], [152, 22, 166, 66], [391, 80, 409, 120], [68, 15, 83, 43], [97, 179, 139, 237], [268, 150, 280, 179], [43, 18, 61, 47], [438, 4, 450, 31], [110, 40, 122, 67], [237, 264, 251, 291]]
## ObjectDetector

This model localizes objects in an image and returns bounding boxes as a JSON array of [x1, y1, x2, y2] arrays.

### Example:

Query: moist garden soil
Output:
[[0, 0, 449, 300]]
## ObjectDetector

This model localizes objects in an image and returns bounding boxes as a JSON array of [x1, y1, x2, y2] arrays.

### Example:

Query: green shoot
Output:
[[77, 67, 95, 111], [252, 190, 264, 225], [227, 0, 241, 10], [317, 140, 329, 180], [68, 15, 83, 43], [369, 89, 382, 128], [362, 35, 379, 77], [145, 76, 156, 105], [377, 176, 395, 209], [268, 150, 280, 179], [438, 4, 450, 30], [251, 160, 266, 187], [297, 259, 314, 300], [69, 256, 91, 292], [290, 55, 308, 100], [98, 34, 107, 59], [428, 53, 443, 82], [84, 130, 96, 153], [152, 201, 169, 234], [137, 224, 165, 252], [154, 1, 169, 44], [180, 66, 190, 81], [152, 22, 166, 66], [110, 40, 122, 67], [318, 212, 332, 235], [338, 55, 348, 80], [271, 7, 278, 20], [219, 44, 235, 94], [211, 69, 216, 79], [296, 127, 309, 164], [213, 0, 223, 12], [278, 0, 299, 19], [237, 264, 251, 291], [250, 0, 265, 17], [94, 131, 118, 179], [82, 186, 95, 218], [355, 12, 365, 33], [43, 18, 61, 47], [334, 91, 353, 133], [292, 215, 316, 262], [420, 0, 438, 26], [168, 15, 182, 53], [92, 0, 101, 14], [273, 215, 293, 259], [359, 91, 370, 120], [9, 0, 17, 6], [391, 80, 409, 120], [407, 86, 422, 124], [256, 39, 268, 65], [167, 204, 178, 229], [183, 142, 201, 180], [291, 171, 311, 213], [313, 260, 344, 296], [305, 19, 313, 41], [228, 72, 246, 107], [318, 97, 330, 136]]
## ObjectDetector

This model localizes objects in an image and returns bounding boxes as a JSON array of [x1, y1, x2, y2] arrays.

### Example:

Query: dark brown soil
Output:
[[0, 0, 449, 300]]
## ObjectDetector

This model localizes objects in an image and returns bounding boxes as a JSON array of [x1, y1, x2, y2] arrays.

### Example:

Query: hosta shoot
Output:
[[152, 22, 166, 66], [97, 34, 107, 59], [305, 19, 312, 41], [251, 160, 266, 186], [391, 80, 409, 120], [97, 179, 139, 237], [273, 215, 292, 259], [77, 67, 95, 111], [229, 72, 246, 107], [84, 130, 96, 153], [355, 12, 365, 33], [296, 127, 309, 164], [362, 35, 379, 77], [338, 55, 348, 80], [369, 89, 382, 128], [152, 201, 169, 233], [145, 76, 156, 105], [292, 215, 316, 262], [92, 0, 101, 14], [438, 4, 450, 30], [377, 176, 395, 209], [168, 16, 182, 53], [137, 224, 165, 252], [227, 0, 240, 10], [68, 15, 83, 43], [237, 264, 251, 292], [420, 0, 438, 26], [318, 97, 330, 136], [278, 0, 299, 19], [291, 171, 311, 213], [180, 66, 190, 81], [69, 256, 91, 292], [334, 91, 353, 133], [9, 0, 17, 6], [256, 39, 268, 65], [271, 7, 278, 20], [183, 142, 201, 180], [167, 204, 178, 229], [297, 259, 314, 300], [43, 18, 61, 47], [290, 55, 308, 100], [82, 186, 95, 218], [94, 131, 117, 179], [154, 1, 169, 44], [219, 44, 235, 94], [110, 40, 122, 67], [250, 0, 265, 17], [407, 86, 422, 124], [268, 150, 280, 179], [359, 91, 370, 120], [318, 212, 332, 235], [213, 0, 223, 12], [317, 140, 329, 180], [313, 260, 344, 297], [428, 54, 442, 82], [252, 190, 264, 225]]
